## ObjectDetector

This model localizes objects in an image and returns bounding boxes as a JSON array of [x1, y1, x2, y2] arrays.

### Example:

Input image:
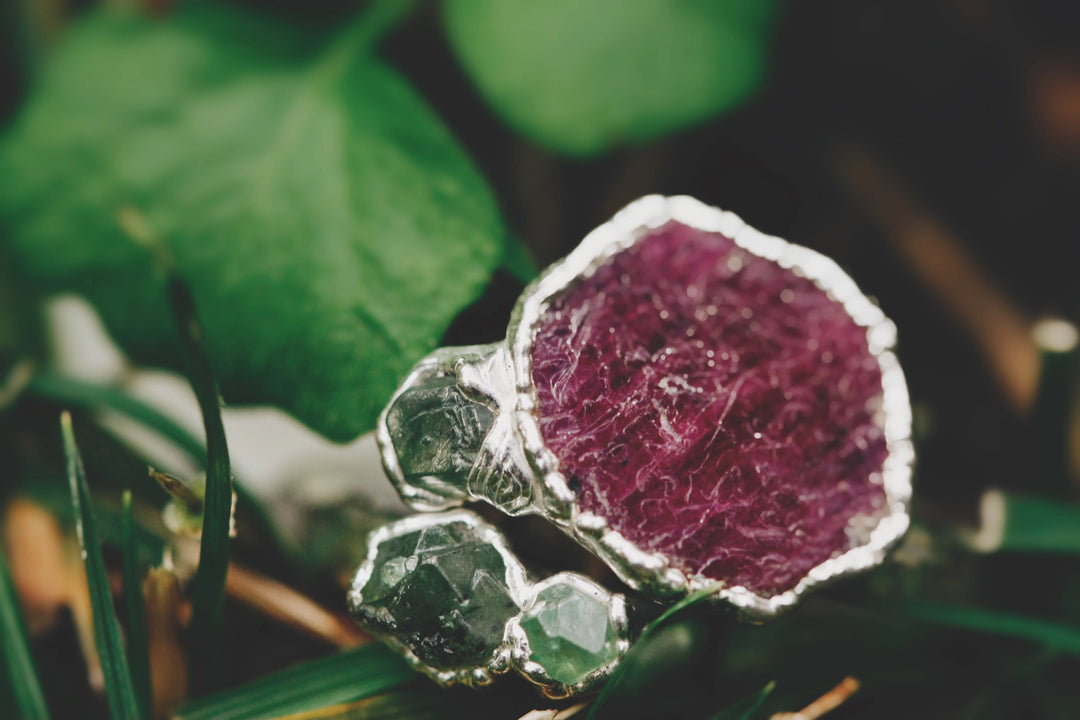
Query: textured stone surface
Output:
[[530, 221, 888, 593], [386, 376, 496, 498], [353, 521, 520, 670], [520, 582, 618, 686], [387, 377, 496, 482]]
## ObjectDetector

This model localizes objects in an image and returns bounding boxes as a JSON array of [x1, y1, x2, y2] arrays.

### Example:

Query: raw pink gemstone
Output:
[[530, 222, 888, 594]]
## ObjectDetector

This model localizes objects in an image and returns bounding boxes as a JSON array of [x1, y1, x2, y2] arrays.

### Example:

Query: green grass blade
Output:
[[30, 372, 206, 460], [0, 541, 50, 719], [587, 589, 728, 720], [61, 412, 142, 720], [166, 275, 233, 696], [995, 493, 1080, 554], [26, 371, 281, 556], [645, 587, 717, 631], [709, 681, 775, 720], [121, 491, 153, 718], [175, 645, 415, 720], [902, 602, 1080, 654]]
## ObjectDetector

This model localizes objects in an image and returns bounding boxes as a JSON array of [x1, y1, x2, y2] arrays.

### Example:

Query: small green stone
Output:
[[386, 376, 496, 489], [520, 582, 618, 686], [354, 520, 520, 671]]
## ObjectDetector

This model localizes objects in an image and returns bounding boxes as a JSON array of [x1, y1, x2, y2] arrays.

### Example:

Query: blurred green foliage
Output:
[[0, 0, 508, 441], [444, 0, 778, 155]]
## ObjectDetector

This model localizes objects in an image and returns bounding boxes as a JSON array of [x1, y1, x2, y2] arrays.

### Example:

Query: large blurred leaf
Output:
[[0, 0, 507, 441], [443, 0, 779, 156]]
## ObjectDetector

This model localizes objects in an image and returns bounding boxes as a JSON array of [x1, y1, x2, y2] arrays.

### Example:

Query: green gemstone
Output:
[[385, 376, 496, 491], [354, 520, 520, 671], [520, 582, 618, 686]]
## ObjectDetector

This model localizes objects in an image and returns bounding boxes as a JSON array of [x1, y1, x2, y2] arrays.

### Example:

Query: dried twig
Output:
[[517, 702, 589, 720], [225, 564, 369, 649], [833, 146, 1039, 411], [145, 567, 189, 720], [770, 676, 860, 720]]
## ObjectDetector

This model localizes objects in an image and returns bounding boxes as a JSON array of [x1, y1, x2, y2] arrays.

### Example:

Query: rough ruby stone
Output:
[[530, 221, 889, 594]]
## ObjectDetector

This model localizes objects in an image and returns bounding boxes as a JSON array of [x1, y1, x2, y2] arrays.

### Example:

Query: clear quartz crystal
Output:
[[520, 581, 619, 686]]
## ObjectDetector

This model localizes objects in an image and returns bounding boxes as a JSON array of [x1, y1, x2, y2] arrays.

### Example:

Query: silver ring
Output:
[[351, 195, 914, 694]]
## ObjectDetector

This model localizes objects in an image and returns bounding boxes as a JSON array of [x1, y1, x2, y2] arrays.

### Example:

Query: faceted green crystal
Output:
[[520, 582, 618, 686], [385, 376, 496, 494], [353, 520, 520, 671]]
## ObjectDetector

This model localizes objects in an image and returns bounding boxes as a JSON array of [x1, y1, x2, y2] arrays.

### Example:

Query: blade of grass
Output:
[[27, 371, 280, 555], [709, 681, 774, 720], [30, 372, 206, 460], [587, 589, 727, 720], [61, 411, 142, 720], [0, 541, 50, 719], [645, 587, 718, 631], [119, 205, 235, 694], [122, 491, 153, 718], [901, 602, 1080, 654], [174, 645, 415, 720], [165, 273, 233, 696], [966, 490, 1080, 555]]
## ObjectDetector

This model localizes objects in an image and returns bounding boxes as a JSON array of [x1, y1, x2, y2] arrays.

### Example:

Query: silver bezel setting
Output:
[[347, 509, 532, 688], [376, 195, 914, 622], [508, 195, 914, 620], [506, 572, 631, 699], [376, 345, 499, 512]]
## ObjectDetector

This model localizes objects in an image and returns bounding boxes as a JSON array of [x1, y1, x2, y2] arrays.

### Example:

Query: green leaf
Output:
[[0, 541, 50, 720], [121, 492, 152, 718], [0, 0, 507, 441], [61, 412, 142, 720], [443, 0, 780, 156], [901, 603, 1080, 655], [709, 681, 775, 720], [175, 645, 415, 720]]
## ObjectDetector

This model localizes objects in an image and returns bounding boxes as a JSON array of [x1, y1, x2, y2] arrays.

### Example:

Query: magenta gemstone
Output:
[[530, 221, 889, 594]]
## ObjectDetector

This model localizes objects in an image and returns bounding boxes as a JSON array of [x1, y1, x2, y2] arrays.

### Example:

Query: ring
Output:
[[351, 195, 913, 694]]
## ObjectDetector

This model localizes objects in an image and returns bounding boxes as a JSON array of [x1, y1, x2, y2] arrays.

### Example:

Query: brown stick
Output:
[[225, 564, 369, 648], [833, 146, 1040, 411], [771, 676, 860, 720]]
